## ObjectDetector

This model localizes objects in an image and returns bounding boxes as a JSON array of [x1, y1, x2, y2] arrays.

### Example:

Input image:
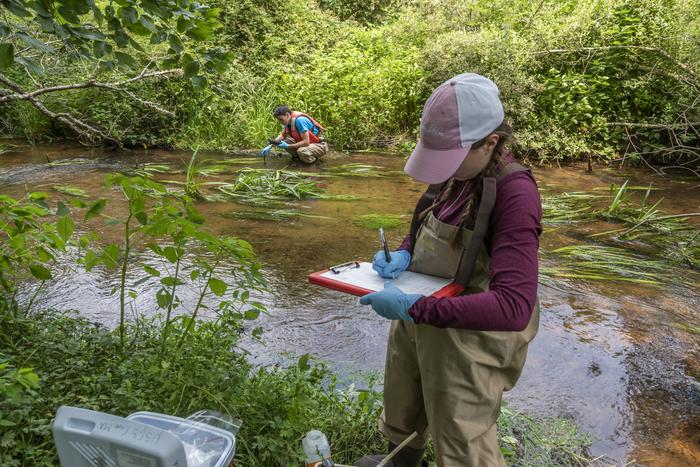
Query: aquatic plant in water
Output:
[[128, 163, 181, 178], [220, 209, 330, 222], [52, 185, 87, 197], [541, 244, 670, 285], [217, 169, 325, 202], [540, 191, 600, 225]]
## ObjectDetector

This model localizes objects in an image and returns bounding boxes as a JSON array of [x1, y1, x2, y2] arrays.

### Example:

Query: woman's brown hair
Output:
[[418, 121, 514, 234]]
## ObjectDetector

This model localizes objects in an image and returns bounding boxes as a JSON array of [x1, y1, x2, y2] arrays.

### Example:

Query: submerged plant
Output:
[[52, 185, 88, 198], [128, 163, 181, 178], [217, 169, 325, 202], [541, 244, 671, 285], [220, 209, 330, 222], [540, 191, 599, 225]]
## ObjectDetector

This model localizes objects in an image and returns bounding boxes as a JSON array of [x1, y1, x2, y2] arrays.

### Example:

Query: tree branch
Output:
[[605, 121, 700, 130], [0, 74, 118, 146], [0, 69, 185, 146], [0, 69, 183, 108]]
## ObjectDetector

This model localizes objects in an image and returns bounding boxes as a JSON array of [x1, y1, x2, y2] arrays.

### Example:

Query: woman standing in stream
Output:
[[358, 73, 542, 467]]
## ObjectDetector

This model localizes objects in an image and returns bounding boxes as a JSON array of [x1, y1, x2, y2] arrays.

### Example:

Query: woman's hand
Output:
[[359, 282, 422, 321], [372, 249, 411, 279]]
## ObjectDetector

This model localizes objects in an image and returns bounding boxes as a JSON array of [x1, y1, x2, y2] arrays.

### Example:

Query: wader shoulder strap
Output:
[[454, 177, 497, 286], [408, 183, 444, 255], [454, 162, 531, 287]]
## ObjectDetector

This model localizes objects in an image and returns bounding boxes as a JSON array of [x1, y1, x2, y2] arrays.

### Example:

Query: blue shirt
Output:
[[283, 116, 320, 137]]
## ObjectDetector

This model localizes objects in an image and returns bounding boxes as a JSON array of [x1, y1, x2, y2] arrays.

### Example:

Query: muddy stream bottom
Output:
[[1, 143, 698, 465]]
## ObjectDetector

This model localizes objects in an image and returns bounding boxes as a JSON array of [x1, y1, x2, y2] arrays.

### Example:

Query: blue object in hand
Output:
[[260, 145, 272, 156], [372, 249, 411, 279], [277, 140, 289, 149], [359, 282, 422, 321]]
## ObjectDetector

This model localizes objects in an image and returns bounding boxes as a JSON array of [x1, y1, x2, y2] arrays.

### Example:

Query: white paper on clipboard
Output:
[[319, 262, 452, 296]]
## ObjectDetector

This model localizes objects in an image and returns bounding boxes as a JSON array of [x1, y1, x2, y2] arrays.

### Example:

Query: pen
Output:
[[379, 227, 392, 262]]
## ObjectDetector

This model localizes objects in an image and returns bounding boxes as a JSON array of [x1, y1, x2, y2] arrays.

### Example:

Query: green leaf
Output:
[[101, 244, 121, 269], [84, 199, 106, 221], [17, 32, 54, 53], [190, 75, 207, 91], [15, 56, 43, 74], [119, 6, 139, 25], [298, 353, 311, 371], [84, 250, 100, 271], [134, 211, 148, 225], [143, 265, 160, 277], [168, 34, 183, 53], [160, 276, 184, 287], [186, 204, 204, 224], [114, 51, 137, 68], [0, 43, 14, 70], [156, 289, 171, 308], [56, 202, 70, 217], [16, 368, 39, 389], [29, 264, 52, 281], [139, 16, 158, 33], [36, 247, 53, 262], [162, 247, 178, 263], [208, 278, 227, 296], [176, 17, 190, 33], [244, 309, 260, 320], [186, 24, 212, 41], [57, 215, 75, 242]]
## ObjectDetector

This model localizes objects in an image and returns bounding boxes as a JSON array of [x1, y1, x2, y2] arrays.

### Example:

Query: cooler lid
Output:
[[127, 411, 235, 467]]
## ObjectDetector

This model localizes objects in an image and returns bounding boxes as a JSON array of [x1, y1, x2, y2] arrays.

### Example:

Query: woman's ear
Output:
[[485, 133, 500, 150]]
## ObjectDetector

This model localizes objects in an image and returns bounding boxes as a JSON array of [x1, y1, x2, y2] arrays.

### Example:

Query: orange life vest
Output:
[[283, 111, 325, 143]]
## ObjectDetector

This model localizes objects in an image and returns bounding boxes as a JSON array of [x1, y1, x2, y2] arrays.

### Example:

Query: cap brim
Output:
[[404, 140, 471, 184]]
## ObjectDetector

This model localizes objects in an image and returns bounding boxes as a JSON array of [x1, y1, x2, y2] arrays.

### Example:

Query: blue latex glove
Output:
[[359, 282, 422, 321], [277, 140, 289, 149], [372, 249, 411, 279], [260, 145, 272, 156]]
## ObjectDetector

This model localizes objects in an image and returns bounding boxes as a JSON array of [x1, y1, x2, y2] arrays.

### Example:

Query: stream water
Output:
[[1, 143, 698, 465]]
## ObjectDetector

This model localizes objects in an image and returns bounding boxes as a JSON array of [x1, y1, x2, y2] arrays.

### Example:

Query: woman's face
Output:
[[452, 134, 499, 181]]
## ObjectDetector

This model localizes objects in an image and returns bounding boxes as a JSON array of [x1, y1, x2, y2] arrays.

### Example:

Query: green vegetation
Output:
[[216, 169, 325, 205], [2, 0, 697, 167], [51, 185, 88, 198], [220, 209, 330, 222], [541, 180, 700, 285], [541, 244, 668, 285], [498, 406, 591, 466], [0, 179, 593, 465]]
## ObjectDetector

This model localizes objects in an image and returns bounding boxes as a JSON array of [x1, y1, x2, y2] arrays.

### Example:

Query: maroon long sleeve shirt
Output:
[[399, 167, 542, 332]]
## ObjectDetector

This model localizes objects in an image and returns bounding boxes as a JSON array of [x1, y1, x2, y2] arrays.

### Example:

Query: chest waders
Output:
[[378, 163, 540, 467]]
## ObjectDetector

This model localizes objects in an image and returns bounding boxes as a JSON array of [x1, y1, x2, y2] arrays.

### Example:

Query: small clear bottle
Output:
[[302, 430, 332, 467]]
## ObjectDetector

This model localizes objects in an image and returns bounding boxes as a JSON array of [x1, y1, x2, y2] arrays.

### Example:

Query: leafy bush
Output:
[[2, 0, 697, 163]]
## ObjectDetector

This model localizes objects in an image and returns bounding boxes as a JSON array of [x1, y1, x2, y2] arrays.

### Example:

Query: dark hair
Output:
[[273, 105, 291, 117], [419, 121, 515, 236]]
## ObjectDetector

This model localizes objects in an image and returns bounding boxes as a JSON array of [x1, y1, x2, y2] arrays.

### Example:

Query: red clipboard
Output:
[[308, 262, 465, 298]]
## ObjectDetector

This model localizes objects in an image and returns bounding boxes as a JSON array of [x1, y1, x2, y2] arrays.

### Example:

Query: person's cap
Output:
[[405, 73, 504, 184]]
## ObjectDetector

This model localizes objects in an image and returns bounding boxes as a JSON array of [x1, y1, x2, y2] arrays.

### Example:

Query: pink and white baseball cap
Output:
[[405, 73, 504, 184]]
